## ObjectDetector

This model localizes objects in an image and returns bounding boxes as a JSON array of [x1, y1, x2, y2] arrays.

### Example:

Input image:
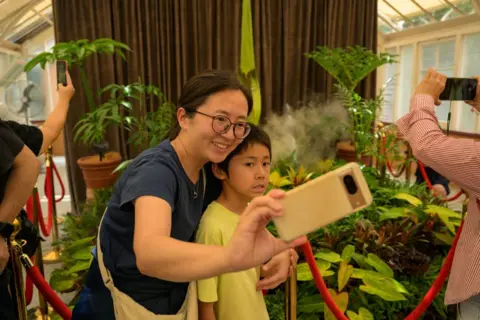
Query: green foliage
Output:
[[24, 38, 131, 112], [306, 46, 396, 160], [49, 188, 112, 297], [265, 157, 458, 319], [305, 46, 396, 91], [73, 81, 175, 160], [24, 38, 130, 71]]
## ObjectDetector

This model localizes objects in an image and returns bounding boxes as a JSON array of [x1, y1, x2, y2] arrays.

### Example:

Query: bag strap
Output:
[[96, 210, 115, 289], [202, 168, 206, 197]]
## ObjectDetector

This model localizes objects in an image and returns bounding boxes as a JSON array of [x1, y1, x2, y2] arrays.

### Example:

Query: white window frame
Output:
[[378, 15, 480, 134]]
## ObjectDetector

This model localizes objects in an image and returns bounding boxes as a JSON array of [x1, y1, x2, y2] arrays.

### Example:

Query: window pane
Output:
[[380, 48, 397, 123], [421, 44, 436, 69], [396, 45, 414, 120], [438, 41, 455, 69], [459, 33, 480, 132]]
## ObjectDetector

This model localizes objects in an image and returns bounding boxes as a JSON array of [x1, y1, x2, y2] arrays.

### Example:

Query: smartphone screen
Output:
[[56, 61, 67, 86], [439, 78, 477, 101]]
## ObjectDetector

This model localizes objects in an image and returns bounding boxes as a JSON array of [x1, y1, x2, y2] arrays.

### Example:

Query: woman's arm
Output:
[[133, 196, 229, 282]]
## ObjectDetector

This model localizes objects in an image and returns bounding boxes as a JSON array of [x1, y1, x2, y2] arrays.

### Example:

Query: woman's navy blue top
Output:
[[72, 140, 222, 319]]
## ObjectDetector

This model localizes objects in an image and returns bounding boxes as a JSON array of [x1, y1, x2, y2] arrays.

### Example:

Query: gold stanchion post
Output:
[[43, 146, 61, 264], [9, 219, 28, 320], [32, 186, 49, 318], [285, 257, 297, 320]]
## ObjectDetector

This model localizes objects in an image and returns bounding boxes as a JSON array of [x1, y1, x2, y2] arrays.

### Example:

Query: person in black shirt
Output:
[[0, 71, 75, 320], [415, 165, 450, 197]]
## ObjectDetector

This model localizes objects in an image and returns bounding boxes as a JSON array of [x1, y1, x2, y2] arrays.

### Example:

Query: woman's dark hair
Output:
[[169, 69, 253, 139], [216, 124, 271, 176]]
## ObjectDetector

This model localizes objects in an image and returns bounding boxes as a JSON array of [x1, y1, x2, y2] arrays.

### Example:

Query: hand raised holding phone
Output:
[[56, 60, 75, 101]]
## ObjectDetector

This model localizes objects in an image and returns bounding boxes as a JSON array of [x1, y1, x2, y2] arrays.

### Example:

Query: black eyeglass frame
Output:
[[188, 109, 251, 139]]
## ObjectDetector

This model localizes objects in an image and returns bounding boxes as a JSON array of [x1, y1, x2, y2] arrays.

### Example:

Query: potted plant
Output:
[[24, 38, 131, 189], [306, 46, 397, 164], [85, 81, 176, 175]]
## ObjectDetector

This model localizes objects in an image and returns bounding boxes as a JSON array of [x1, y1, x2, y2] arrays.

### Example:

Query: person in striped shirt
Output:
[[397, 68, 480, 319]]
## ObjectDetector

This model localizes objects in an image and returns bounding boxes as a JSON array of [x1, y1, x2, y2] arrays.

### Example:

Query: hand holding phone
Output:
[[272, 162, 373, 242], [56, 60, 75, 100]]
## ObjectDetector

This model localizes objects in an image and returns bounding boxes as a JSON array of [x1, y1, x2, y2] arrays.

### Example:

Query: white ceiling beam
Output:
[[378, 12, 401, 32], [383, 0, 414, 24], [473, 0, 480, 15], [0, 0, 39, 40], [410, 0, 438, 22], [441, 0, 465, 15], [0, 40, 22, 55], [31, 7, 53, 26]]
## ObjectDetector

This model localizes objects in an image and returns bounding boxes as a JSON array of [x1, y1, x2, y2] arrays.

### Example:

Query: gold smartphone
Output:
[[273, 162, 373, 242]]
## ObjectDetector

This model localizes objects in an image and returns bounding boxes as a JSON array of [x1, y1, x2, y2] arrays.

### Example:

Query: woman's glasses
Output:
[[191, 110, 251, 139]]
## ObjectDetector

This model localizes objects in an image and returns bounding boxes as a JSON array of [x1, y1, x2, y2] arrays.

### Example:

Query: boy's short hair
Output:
[[217, 124, 271, 175]]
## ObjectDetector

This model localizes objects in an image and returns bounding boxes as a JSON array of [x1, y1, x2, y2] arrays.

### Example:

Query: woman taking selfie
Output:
[[72, 70, 305, 319]]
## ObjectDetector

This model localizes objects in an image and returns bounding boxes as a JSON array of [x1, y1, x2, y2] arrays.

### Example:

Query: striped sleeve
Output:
[[396, 94, 480, 199]]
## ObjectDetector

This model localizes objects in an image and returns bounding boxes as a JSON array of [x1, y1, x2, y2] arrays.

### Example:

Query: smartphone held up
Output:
[[272, 162, 373, 242], [56, 60, 68, 88], [439, 77, 477, 101]]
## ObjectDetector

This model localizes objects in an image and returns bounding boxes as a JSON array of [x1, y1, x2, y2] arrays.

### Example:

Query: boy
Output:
[[196, 125, 296, 320]]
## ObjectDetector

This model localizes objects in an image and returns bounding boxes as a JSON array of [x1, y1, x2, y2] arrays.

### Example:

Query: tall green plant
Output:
[[73, 81, 175, 161], [306, 46, 397, 161], [24, 38, 131, 112], [306, 46, 396, 91]]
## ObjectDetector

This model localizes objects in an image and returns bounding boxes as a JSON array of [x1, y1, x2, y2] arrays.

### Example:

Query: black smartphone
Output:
[[56, 60, 67, 87], [439, 78, 477, 101]]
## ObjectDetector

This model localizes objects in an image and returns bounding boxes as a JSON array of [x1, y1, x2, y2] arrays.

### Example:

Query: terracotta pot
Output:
[[336, 141, 371, 166], [77, 151, 122, 189]]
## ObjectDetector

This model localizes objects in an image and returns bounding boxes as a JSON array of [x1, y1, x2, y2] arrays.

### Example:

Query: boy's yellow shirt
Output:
[[196, 201, 269, 320]]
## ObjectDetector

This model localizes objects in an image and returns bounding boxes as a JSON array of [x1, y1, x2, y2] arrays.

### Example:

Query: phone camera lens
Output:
[[343, 175, 358, 195]]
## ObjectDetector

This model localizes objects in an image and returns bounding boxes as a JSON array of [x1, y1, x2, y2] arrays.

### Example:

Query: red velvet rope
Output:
[[25, 264, 72, 319], [382, 136, 407, 178], [44, 159, 66, 203], [301, 218, 464, 319]]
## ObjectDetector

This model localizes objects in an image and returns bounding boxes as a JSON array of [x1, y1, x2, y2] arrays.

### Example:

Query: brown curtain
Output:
[[52, 0, 377, 210], [52, 0, 242, 212], [252, 0, 378, 120]]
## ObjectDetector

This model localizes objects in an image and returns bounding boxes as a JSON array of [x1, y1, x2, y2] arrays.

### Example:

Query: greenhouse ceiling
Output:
[[379, 0, 480, 34]]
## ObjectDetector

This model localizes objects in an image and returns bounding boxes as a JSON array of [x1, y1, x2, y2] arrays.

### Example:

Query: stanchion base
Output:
[[33, 307, 51, 320], [42, 250, 61, 264]]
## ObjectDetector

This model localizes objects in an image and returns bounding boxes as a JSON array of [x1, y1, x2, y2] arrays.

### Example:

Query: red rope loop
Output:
[[301, 219, 464, 319], [381, 136, 407, 178], [46, 159, 66, 203], [417, 160, 464, 202]]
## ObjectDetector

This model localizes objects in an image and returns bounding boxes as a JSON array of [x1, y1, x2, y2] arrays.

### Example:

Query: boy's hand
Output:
[[432, 184, 447, 197], [256, 248, 298, 290]]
